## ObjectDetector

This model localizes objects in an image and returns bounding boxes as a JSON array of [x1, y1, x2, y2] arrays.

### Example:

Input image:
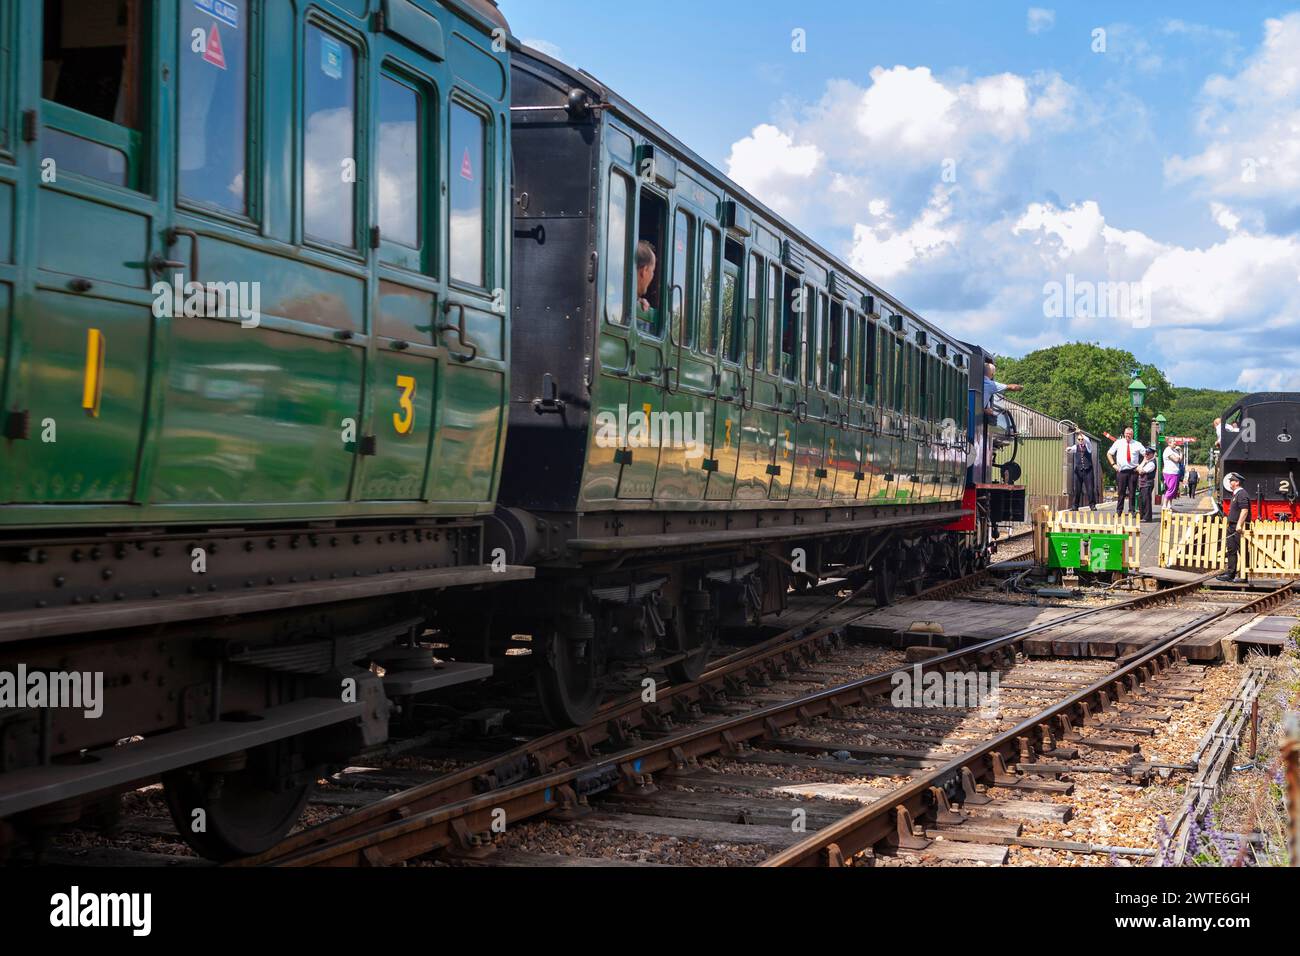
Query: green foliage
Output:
[[1164, 387, 1246, 465], [992, 343, 1242, 466]]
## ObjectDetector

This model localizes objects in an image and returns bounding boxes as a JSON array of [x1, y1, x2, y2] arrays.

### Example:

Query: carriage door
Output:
[[705, 252, 743, 500], [358, 35, 443, 502], [9, 0, 159, 503], [427, 93, 505, 504], [619, 175, 670, 500]]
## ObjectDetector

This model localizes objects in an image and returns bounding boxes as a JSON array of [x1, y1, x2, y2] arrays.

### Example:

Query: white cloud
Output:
[[1210, 202, 1241, 234], [1164, 13, 1300, 232], [1027, 8, 1055, 35], [717, 17, 1300, 389], [849, 187, 960, 280], [725, 65, 1076, 233], [724, 124, 823, 216]]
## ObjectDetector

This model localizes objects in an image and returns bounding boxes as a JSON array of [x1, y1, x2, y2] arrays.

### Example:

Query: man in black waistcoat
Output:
[[1068, 432, 1097, 510]]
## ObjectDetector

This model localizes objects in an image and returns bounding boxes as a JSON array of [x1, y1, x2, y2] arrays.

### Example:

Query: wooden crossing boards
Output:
[[848, 597, 1276, 663]]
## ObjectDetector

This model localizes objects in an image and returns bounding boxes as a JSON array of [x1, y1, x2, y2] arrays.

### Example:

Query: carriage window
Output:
[[893, 338, 905, 412], [636, 189, 667, 337], [672, 209, 694, 345], [907, 345, 918, 416], [767, 265, 780, 376], [864, 320, 876, 404], [378, 75, 422, 251], [920, 351, 929, 418], [800, 286, 811, 387], [781, 275, 800, 381], [0, 5, 10, 150], [877, 333, 888, 410], [304, 25, 357, 247], [604, 169, 632, 325], [748, 254, 762, 369], [698, 226, 718, 355], [450, 102, 487, 285], [180, 0, 248, 213], [844, 310, 855, 400], [41, 0, 145, 187], [722, 268, 740, 362], [829, 302, 844, 395]]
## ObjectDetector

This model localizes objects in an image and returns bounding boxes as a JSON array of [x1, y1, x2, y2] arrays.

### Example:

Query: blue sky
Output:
[[501, 2, 1300, 391]]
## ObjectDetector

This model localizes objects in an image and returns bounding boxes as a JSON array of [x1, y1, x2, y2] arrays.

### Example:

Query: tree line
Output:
[[993, 343, 1242, 467]]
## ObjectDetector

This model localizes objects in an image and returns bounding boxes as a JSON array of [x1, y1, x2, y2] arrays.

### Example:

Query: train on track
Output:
[[0, 0, 1023, 859], [1215, 393, 1299, 521]]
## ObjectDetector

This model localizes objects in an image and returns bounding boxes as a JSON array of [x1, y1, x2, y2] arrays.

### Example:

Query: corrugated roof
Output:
[[1000, 398, 1101, 444]]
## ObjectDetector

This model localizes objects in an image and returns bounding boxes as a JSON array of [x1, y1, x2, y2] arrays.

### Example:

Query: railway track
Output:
[[219, 561, 1289, 868], [12, 530, 1043, 867]]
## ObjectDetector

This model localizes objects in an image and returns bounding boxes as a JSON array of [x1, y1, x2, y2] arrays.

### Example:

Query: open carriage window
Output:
[[41, 0, 146, 188], [636, 188, 667, 337]]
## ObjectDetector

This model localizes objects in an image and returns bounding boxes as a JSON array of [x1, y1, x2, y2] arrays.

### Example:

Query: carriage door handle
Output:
[[165, 227, 201, 281], [438, 301, 479, 363]]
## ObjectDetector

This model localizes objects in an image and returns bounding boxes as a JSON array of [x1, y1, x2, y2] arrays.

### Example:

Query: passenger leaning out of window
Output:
[[636, 241, 658, 332], [982, 360, 1023, 417]]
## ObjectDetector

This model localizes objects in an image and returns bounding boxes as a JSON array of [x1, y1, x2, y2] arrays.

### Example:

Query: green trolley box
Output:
[[1045, 532, 1127, 572]]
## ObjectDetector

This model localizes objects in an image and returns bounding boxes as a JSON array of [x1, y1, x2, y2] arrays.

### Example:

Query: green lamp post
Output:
[[1155, 413, 1167, 452], [1129, 378, 1147, 512]]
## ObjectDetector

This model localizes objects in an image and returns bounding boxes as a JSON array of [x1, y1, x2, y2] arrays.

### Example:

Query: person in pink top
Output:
[[1161, 442, 1183, 507]]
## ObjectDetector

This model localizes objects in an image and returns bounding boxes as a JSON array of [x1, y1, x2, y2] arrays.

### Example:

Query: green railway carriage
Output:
[[1, 0, 511, 525], [504, 47, 974, 527], [494, 47, 1005, 726], [0, 0, 523, 860]]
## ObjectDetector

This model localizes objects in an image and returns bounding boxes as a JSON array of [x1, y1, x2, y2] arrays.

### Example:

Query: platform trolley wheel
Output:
[[162, 745, 316, 861], [535, 613, 601, 727]]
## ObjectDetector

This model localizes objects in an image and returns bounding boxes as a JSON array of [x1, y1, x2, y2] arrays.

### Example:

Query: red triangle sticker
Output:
[[203, 23, 227, 70], [460, 148, 474, 181]]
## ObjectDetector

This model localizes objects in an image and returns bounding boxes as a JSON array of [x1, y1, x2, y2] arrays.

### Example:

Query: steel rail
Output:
[[239, 538, 1030, 865], [763, 579, 1295, 867], [249, 568, 1217, 867]]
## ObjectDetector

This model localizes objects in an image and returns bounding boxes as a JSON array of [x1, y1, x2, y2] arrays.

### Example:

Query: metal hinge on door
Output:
[[21, 111, 37, 143]]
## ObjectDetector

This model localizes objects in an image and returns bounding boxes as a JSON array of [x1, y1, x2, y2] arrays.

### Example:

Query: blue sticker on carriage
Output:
[[194, 0, 239, 30], [321, 36, 344, 80]]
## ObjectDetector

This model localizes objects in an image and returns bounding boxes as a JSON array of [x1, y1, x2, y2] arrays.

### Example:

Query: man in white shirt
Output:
[[1107, 427, 1143, 515]]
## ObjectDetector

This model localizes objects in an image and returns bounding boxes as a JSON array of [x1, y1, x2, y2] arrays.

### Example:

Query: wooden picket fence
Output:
[[1159, 511, 1300, 578], [1033, 508, 1141, 569], [1240, 522, 1300, 579], [1158, 510, 1228, 571]]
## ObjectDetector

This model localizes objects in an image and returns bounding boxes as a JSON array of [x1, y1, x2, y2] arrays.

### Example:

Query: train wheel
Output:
[[162, 748, 315, 861], [666, 588, 716, 684], [959, 547, 977, 578], [535, 618, 600, 727], [873, 562, 897, 607], [666, 628, 715, 684]]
